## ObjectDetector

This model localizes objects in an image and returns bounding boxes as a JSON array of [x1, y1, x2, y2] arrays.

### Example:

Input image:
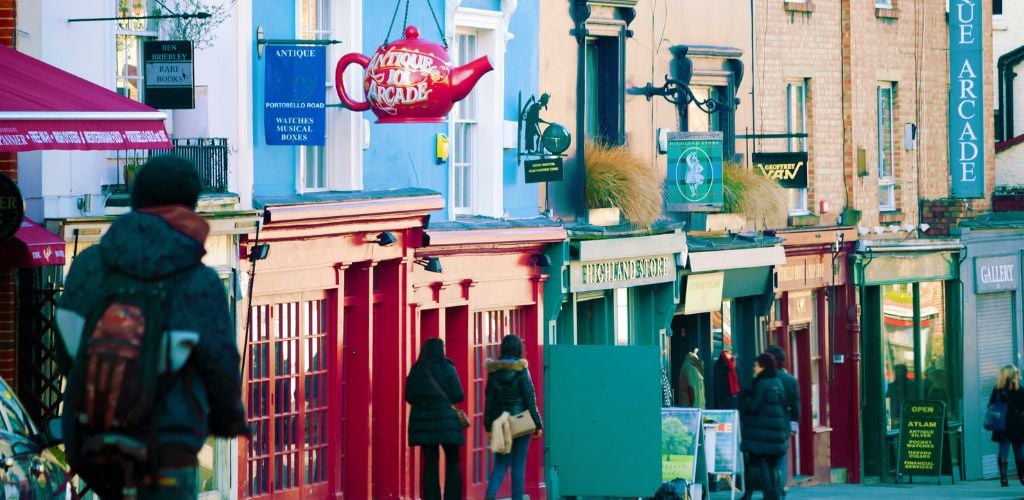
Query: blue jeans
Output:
[[485, 435, 530, 499], [999, 438, 1024, 462]]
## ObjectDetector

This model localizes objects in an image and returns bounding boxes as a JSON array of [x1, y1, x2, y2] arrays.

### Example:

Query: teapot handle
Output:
[[335, 53, 371, 112]]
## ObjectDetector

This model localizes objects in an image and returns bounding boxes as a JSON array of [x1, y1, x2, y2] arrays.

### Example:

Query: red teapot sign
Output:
[[335, 26, 493, 123]]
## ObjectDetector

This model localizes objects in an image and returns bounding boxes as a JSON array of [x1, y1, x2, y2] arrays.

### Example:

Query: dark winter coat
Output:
[[713, 355, 738, 409], [990, 386, 1024, 443], [483, 358, 543, 431], [405, 359, 466, 446], [739, 369, 790, 457], [777, 368, 801, 424], [57, 209, 248, 457]]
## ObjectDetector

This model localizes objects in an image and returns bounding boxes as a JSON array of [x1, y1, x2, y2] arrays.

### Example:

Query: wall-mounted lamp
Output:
[[532, 254, 553, 267], [415, 257, 443, 273], [373, 231, 397, 247], [249, 243, 270, 262]]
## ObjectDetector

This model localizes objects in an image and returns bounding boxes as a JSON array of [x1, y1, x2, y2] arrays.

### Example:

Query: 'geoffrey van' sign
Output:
[[264, 45, 327, 146], [975, 255, 1019, 293], [949, 0, 984, 198]]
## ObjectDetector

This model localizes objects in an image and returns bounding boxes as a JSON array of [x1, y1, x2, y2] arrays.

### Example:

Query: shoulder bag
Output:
[[984, 389, 1008, 432], [425, 368, 470, 429], [497, 373, 537, 438]]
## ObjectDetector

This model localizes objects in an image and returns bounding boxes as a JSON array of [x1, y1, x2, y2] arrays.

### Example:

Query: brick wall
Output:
[[920, 198, 977, 236]]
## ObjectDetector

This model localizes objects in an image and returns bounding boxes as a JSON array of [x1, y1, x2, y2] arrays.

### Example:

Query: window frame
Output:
[[115, 0, 158, 102], [877, 83, 896, 211], [786, 80, 809, 215], [449, 8, 505, 218], [295, 0, 332, 193]]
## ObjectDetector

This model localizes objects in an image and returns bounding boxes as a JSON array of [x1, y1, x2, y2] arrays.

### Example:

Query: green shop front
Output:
[[953, 215, 1024, 481], [852, 239, 964, 482], [541, 227, 687, 498]]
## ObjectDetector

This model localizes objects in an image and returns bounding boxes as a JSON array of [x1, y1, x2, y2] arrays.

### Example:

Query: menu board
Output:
[[897, 400, 946, 478], [662, 408, 702, 482], [702, 410, 741, 474]]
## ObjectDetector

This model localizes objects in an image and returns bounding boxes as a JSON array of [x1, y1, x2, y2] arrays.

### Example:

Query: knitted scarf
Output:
[[721, 351, 740, 395]]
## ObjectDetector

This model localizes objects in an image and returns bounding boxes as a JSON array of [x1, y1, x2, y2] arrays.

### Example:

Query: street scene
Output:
[[0, 0, 1022, 499]]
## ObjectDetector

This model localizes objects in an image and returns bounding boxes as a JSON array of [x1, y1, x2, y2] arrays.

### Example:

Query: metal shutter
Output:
[[978, 292, 1015, 478]]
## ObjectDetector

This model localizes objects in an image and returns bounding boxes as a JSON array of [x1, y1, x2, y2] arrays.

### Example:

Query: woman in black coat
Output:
[[990, 365, 1024, 487], [739, 352, 789, 500], [405, 338, 466, 500]]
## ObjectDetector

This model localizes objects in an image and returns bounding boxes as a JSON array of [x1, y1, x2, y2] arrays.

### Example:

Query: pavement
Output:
[[707, 480, 1024, 499]]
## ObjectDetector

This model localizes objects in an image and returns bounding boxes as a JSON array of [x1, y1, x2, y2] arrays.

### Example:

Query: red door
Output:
[[243, 294, 333, 499]]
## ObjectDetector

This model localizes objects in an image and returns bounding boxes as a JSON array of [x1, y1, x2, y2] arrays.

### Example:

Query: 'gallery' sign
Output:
[[949, 0, 984, 198], [753, 152, 808, 189], [264, 45, 327, 146]]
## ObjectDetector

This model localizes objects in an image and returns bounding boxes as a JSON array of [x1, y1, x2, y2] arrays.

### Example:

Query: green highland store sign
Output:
[[570, 254, 675, 292]]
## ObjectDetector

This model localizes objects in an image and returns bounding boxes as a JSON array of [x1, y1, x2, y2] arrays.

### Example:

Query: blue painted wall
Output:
[[251, 0, 541, 220]]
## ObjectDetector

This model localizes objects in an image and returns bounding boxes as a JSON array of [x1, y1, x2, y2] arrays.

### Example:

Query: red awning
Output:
[[0, 44, 172, 152], [0, 218, 66, 268]]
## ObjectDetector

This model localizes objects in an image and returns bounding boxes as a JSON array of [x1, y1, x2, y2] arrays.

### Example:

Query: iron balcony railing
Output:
[[114, 138, 230, 193]]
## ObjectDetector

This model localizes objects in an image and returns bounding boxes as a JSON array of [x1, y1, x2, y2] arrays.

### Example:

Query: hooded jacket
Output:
[[739, 369, 789, 457], [483, 358, 543, 432], [57, 208, 247, 457]]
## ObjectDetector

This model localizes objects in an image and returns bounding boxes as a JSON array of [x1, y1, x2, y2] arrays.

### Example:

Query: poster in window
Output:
[[665, 132, 723, 212], [264, 45, 327, 146]]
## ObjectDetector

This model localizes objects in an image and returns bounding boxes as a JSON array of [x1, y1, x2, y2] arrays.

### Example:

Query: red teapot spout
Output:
[[450, 56, 493, 103]]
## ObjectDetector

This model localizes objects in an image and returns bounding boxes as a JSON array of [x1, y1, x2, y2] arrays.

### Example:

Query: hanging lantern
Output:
[[335, 25, 493, 123]]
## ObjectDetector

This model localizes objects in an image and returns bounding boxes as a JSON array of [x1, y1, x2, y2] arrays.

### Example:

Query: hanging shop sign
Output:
[[897, 400, 946, 480], [682, 272, 725, 315], [336, 26, 493, 123], [524, 158, 563, 183], [949, 0, 984, 199], [753, 152, 808, 189], [788, 290, 813, 324], [0, 174, 24, 242], [975, 255, 1019, 293], [264, 45, 327, 146], [859, 253, 957, 286], [661, 408, 702, 483], [569, 254, 675, 292], [665, 132, 723, 212], [143, 40, 194, 109]]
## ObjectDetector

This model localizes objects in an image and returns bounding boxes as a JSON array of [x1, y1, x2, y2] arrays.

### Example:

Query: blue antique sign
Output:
[[949, 0, 984, 198], [264, 45, 326, 146], [665, 132, 723, 212]]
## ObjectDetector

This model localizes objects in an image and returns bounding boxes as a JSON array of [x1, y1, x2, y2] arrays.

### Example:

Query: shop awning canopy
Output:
[[0, 44, 172, 152], [0, 218, 66, 268]]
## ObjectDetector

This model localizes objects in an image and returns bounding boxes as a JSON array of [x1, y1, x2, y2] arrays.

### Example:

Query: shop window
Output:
[[877, 83, 897, 211], [450, 9, 504, 218], [614, 288, 629, 345], [469, 308, 527, 497], [115, 0, 157, 101], [881, 282, 948, 432], [245, 297, 331, 497], [712, 300, 733, 356], [809, 291, 821, 427], [787, 80, 809, 215]]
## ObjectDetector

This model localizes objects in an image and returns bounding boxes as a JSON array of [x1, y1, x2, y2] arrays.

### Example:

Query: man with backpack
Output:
[[766, 345, 801, 499], [56, 155, 249, 498]]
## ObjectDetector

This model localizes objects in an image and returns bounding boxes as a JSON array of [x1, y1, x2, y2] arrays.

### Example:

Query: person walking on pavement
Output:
[[767, 345, 800, 498], [990, 365, 1024, 487], [405, 338, 466, 500], [740, 352, 790, 500], [483, 334, 544, 500], [57, 155, 249, 498]]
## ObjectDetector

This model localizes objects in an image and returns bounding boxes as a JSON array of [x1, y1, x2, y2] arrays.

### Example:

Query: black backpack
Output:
[[63, 270, 175, 492]]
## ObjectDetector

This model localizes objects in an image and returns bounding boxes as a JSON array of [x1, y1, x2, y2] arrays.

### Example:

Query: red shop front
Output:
[[240, 189, 563, 499]]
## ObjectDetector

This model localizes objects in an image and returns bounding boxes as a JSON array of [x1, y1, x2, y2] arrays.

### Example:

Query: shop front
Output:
[[853, 239, 963, 483], [954, 215, 1024, 481], [770, 227, 858, 486], [541, 227, 687, 498], [247, 190, 563, 499]]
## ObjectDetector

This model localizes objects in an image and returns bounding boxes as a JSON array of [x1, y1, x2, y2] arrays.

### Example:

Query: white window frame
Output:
[[115, 0, 158, 102], [786, 80, 809, 215], [296, 0, 332, 192], [450, 8, 504, 219], [294, 0, 364, 193], [877, 83, 897, 211]]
